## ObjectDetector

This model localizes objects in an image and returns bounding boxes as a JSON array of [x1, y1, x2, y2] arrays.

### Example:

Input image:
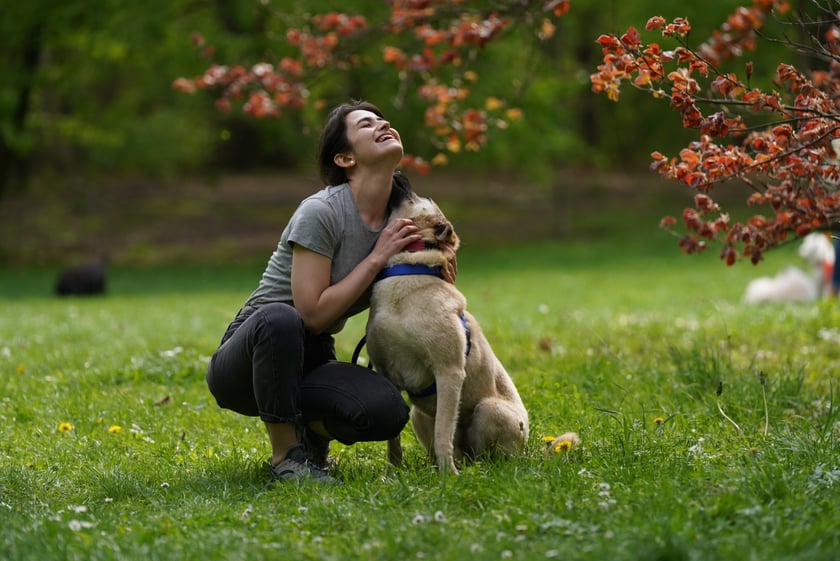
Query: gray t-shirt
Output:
[[244, 183, 386, 334]]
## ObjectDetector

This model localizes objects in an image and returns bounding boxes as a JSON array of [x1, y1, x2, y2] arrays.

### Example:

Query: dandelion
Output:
[[544, 432, 580, 455], [108, 425, 122, 434], [16, 363, 26, 374], [653, 417, 664, 426], [58, 422, 73, 433], [554, 440, 573, 453]]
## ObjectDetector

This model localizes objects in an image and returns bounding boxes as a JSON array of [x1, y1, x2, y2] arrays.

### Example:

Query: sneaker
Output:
[[300, 426, 331, 469], [267, 444, 338, 485]]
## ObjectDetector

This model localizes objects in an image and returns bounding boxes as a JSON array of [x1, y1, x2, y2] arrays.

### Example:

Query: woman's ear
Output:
[[334, 152, 355, 169]]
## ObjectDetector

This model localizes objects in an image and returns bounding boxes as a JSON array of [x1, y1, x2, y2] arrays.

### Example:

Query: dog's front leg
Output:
[[433, 369, 466, 475]]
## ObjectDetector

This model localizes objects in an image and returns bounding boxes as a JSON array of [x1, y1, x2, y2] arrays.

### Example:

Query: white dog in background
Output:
[[743, 233, 835, 304]]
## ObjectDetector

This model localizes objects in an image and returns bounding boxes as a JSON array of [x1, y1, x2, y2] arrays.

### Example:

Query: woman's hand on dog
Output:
[[372, 218, 421, 266]]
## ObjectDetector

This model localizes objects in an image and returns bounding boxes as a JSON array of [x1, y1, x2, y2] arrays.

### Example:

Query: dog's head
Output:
[[393, 195, 460, 252]]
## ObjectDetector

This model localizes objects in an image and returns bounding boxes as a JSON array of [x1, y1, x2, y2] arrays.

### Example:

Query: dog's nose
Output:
[[434, 223, 452, 241]]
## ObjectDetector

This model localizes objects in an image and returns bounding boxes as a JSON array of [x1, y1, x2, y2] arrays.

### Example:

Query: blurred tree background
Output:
[[0, 0, 797, 265]]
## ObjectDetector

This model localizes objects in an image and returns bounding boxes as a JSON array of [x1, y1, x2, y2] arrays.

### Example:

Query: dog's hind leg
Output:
[[465, 397, 529, 458], [387, 436, 403, 467]]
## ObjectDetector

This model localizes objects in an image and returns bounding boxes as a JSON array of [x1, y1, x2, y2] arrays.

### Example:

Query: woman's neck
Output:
[[348, 168, 393, 229]]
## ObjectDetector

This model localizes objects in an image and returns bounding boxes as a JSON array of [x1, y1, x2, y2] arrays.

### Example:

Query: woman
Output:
[[207, 101, 445, 484]]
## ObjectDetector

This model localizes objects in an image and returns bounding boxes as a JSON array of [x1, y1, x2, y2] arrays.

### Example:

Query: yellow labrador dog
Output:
[[366, 195, 529, 474]]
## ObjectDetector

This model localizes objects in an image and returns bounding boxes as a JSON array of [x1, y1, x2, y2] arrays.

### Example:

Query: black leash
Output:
[[352, 335, 373, 369]]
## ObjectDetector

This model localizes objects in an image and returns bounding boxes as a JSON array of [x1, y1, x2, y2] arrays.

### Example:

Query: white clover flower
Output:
[[688, 437, 706, 458], [160, 346, 183, 358], [68, 519, 94, 532]]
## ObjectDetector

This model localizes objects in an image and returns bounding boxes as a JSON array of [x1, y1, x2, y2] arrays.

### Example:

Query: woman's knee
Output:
[[304, 363, 409, 443], [255, 303, 303, 337], [359, 385, 410, 441]]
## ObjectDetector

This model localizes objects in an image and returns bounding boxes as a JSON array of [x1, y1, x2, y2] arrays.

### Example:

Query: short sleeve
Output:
[[285, 197, 340, 259]]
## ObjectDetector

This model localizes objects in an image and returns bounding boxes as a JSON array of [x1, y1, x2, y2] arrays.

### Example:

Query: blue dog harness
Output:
[[369, 261, 472, 399]]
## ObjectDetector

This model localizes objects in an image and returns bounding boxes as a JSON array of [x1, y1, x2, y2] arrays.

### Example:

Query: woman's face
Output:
[[341, 109, 403, 169]]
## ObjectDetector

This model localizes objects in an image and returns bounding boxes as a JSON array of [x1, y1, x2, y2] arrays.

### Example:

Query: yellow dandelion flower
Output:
[[505, 108, 523, 120], [16, 364, 26, 374], [108, 425, 122, 434], [554, 440, 573, 453], [58, 422, 74, 433], [542, 435, 557, 443], [463, 70, 478, 82], [654, 417, 664, 426]]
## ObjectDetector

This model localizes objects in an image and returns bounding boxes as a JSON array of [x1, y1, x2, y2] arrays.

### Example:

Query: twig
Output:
[[716, 379, 742, 434]]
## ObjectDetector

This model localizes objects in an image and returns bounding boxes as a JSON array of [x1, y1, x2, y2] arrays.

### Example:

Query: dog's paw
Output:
[[437, 456, 460, 476]]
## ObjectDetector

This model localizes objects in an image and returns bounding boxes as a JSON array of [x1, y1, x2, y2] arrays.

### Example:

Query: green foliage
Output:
[[0, 0, 813, 191], [1, 240, 838, 561]]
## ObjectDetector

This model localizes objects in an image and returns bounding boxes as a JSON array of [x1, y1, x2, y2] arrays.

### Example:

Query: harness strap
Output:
[[460, 313, 472, 357], [408, 383, 437, 399]]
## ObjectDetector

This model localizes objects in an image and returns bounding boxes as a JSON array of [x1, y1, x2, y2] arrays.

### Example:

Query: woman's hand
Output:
[[369, 218, 421, 268]]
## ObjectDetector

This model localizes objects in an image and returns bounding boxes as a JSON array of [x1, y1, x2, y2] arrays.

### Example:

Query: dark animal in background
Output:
[[55, 260, 107, 296]]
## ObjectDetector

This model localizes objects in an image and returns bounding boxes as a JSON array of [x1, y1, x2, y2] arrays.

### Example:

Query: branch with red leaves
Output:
[[173, 0, 570, 176], [591, 0, 840, 265]]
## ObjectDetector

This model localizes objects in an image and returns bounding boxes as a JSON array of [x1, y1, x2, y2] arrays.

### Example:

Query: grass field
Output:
[[1, 234, 839, 561]]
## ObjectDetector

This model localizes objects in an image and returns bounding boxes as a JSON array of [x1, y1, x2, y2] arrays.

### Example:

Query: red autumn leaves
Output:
[[174, 2, 568, 175], [592, 0, 840, 265]]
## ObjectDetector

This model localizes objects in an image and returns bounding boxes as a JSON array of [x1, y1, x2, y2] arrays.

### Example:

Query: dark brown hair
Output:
[[317, 100, 413, 209]]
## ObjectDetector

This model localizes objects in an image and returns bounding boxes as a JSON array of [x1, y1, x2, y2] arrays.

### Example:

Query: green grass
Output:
[[2, 237, 839, 561]]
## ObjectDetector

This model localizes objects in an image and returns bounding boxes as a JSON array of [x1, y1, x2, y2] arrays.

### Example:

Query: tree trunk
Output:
[[0, 21, 43, 199]]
